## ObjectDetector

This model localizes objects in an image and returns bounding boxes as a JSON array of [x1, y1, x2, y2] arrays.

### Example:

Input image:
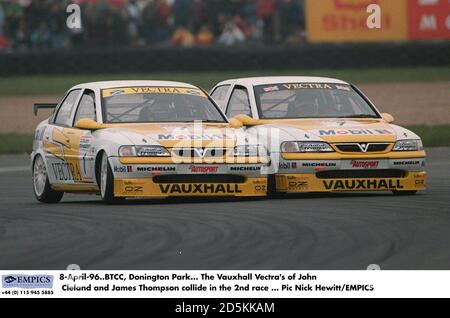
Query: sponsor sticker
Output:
[[393, 160, 421, 166], [323, 179, 404, 190], [51, 162, 82, 181], [351, 160, 379, 168], [136, 166, 176, 172], [230, 166, 261, 171], [254, 184, 267, 191], [189, 166, 219, 173], [263, 85, 280, 92], [114, 166, 133, 173], [110, 89, 125, 96], [288, 181, 309, 191], [2, 275, 53, 289], [79, 135, 93, 149], [159, 184, 243, 194], [318, 129, 393, 136], [279, 162, 298, 169], [302, 162, 337, 167], [282, 83, 332, 90], [158, 134, 232, 141], [124, 185, 144, 193], [335, 85, 351, 91], [102, 87, 207, 98], [123, 180, 145, 193]]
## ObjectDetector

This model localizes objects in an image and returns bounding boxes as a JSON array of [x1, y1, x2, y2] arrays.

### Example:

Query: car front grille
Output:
[[334, 143, 391, 153], [153, 174, 246, 184], [316, 169, 406, 179], [171, 148, 229, 158]]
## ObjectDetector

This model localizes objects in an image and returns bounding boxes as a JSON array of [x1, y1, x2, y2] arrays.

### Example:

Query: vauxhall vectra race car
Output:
[[32, 81, 268, 204], [211, 76, 426, 195]]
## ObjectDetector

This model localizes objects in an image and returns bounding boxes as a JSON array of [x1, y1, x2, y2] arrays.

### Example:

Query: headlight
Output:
[[392, 139, 423, 151], [119, 145, 170, 157], [233, 144, 267, 157], [281, 141, 334, 153]]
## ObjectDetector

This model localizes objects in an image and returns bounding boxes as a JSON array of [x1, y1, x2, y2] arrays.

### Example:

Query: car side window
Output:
[[226, 86, 251, 118], [74, 90, 97, 125], [211, 85, 230, 109], [53, 89, 81, 126]]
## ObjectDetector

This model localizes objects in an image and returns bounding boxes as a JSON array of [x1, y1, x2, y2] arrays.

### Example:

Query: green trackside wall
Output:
[[0, 42, 449, 76]]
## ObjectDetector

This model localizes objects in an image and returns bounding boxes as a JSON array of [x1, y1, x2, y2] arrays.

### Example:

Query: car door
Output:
[[43, 89, 82, 184], [66, 89, 98, 183]]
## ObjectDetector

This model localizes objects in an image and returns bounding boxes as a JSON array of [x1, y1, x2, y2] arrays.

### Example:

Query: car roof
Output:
[[72, 80, 198, 90], [215, 76, 349, 87]]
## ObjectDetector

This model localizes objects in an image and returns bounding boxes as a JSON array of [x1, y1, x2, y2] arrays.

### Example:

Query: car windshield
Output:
[[102, 87, 226, 123], [254, 83, 379, 119]]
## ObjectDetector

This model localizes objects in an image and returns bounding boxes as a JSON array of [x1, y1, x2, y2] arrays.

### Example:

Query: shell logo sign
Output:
[[306, 0, 450, 42]]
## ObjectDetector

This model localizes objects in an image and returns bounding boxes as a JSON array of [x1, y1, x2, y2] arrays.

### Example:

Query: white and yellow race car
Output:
[[211, 76, 426, 195], [32, 81, 268, 204]]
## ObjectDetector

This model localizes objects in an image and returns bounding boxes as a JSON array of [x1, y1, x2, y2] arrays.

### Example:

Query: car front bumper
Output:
[[274, 155, 427, 193], [275, 171, 426, 193], [114, 177, 267, 197], [110, 157, 268, 197]]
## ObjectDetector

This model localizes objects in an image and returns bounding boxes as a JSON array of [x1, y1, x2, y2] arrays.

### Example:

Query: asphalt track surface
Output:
[[0, 148, 449, 270]]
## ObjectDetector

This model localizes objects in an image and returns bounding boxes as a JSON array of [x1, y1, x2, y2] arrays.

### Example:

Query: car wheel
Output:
[[99, 152, 124, 204], [33, 154, 64, 203], [392, 190, 417, 196]]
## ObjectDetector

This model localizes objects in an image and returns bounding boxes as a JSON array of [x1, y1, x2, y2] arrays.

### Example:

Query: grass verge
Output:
[[0, 67, 449, 96], [0, 125, 449, 154], [0, 134, 33, 154]]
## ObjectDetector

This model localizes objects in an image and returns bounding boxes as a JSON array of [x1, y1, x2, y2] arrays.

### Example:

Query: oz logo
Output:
[[66, 4, 82, 30]]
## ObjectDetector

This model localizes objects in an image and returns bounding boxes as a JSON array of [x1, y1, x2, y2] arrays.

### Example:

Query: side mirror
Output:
[[381, 113, 394, 123], [229, 118, 244, 128], [75, 119, 103, 130], [232, 114, 261, 126]]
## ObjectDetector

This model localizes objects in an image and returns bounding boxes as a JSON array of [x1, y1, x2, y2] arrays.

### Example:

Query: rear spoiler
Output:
[[33, 103, 58, 116]]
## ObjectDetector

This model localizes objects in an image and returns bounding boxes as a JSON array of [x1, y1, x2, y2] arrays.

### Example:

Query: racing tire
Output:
[[99, 152, 125, 204], [32, 155, 64, 203], [392, 190, 418, 196]]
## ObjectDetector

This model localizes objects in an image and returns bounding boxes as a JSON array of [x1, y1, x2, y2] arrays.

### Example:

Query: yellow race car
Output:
[[211, 76, 426, 195], [31, 81, 268, 204]]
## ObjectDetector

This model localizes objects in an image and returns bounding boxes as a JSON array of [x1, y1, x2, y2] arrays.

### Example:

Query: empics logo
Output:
[[3, 276, 16, 284], [2, 275, 53, 289]]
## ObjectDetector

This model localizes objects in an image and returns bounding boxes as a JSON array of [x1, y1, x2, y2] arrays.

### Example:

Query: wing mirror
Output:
[[229, 118, 244, 128], [75, 119, 104, 130], [231, 114, 262, 127], [381, 113, 395, 123]]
